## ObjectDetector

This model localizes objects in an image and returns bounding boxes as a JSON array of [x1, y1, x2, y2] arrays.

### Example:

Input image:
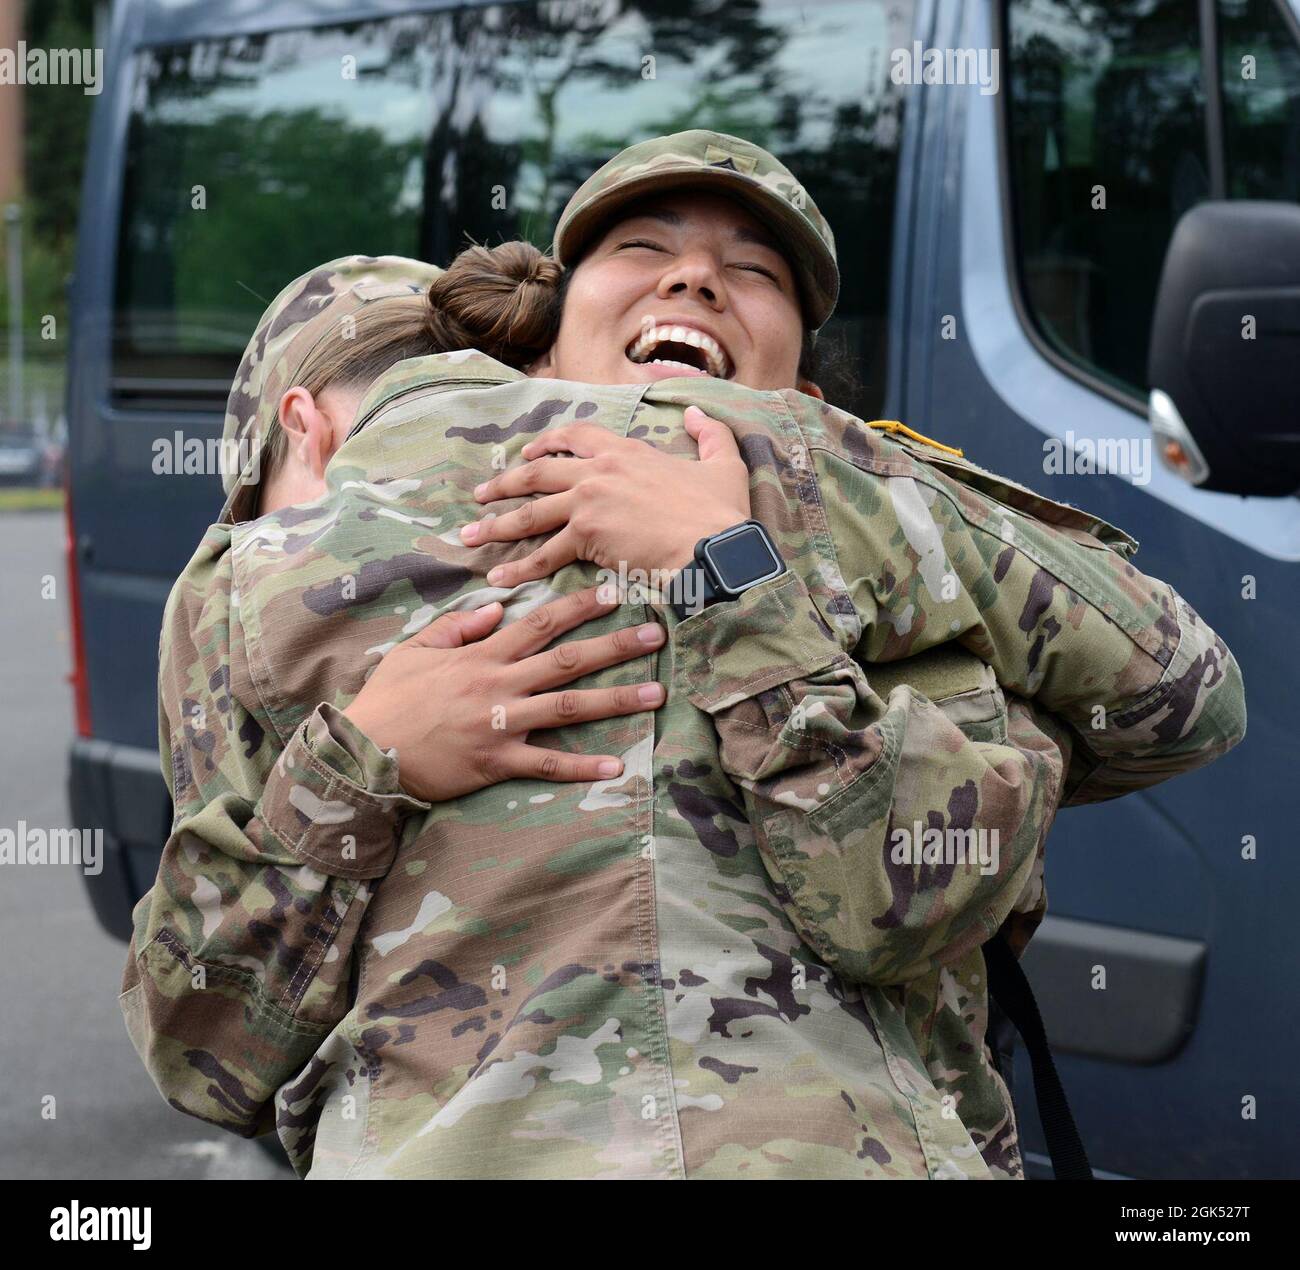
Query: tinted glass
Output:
[[1220, 0, 1300, 199], [113, 0, 917, 417], [115, 22, 433, 397], [1006, 0, 1209, 396]]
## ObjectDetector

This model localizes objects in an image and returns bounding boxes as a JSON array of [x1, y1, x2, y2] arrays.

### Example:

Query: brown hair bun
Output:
[[427, 241, 563, 368]]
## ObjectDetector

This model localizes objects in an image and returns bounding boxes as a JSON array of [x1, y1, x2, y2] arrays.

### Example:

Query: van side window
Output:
[[113, 22, 434, 408], [1005, 0, 1211, 398], [1219, 0, 1300, 199], [112, 0, 916, 419]]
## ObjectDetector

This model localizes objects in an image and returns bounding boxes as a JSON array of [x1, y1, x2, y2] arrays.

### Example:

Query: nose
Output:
[[655, 248, 725, 310]]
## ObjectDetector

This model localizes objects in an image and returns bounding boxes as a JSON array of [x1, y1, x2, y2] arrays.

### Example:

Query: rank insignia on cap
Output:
[[704, 144, 757, 176]]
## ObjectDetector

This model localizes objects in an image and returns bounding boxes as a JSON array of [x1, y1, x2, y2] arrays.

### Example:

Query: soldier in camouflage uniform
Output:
[[122, 132, 1246, 1178]]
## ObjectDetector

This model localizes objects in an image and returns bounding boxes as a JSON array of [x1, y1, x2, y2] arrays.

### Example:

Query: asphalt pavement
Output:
[[0, 509, 288, 1180]]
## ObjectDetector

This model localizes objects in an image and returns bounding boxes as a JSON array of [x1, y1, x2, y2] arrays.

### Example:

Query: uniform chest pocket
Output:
[[721, 641, 1009, 825]]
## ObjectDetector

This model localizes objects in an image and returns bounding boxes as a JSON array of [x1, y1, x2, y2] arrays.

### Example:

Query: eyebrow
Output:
[[619, 206, 785, 258]]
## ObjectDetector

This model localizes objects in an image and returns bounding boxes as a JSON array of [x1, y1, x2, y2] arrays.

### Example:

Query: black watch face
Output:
[[703, 525, 783, 593]]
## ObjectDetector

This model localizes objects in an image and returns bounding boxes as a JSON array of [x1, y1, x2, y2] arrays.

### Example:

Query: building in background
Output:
[[0, 0, 22, 207]]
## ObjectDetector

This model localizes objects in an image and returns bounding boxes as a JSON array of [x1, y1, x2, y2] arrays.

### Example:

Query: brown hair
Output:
[[262, 241, 564, 479]]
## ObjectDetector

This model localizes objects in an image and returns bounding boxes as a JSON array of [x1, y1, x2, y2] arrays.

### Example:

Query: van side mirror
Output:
[[1147, 201, 1300, 497]]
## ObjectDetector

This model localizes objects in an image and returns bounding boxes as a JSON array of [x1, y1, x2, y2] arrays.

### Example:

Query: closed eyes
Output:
[[616, 239, 782, 284]]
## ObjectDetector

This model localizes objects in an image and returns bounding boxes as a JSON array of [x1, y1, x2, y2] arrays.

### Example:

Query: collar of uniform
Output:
[[348, 349, 528, 441]]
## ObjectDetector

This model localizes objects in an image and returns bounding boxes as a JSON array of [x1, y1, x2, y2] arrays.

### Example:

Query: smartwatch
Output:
[[669, 520, 787, 621]]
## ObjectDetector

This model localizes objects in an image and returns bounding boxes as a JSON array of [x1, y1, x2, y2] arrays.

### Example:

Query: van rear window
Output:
[[113, 0, 915, 418]]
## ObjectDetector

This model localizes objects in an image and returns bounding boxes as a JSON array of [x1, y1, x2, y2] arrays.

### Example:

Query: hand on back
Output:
[[461, 407, 751, 587], [344, 585, 665, 802]]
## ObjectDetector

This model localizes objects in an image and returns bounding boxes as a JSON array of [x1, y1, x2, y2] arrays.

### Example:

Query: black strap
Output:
[[669, 558, 718, 621], [984, 932, 1094, 1180]]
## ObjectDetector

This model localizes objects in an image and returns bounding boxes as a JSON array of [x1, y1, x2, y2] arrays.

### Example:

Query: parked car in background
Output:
[[0, 430, 44, 486], [65, 0, 1299, 1179]]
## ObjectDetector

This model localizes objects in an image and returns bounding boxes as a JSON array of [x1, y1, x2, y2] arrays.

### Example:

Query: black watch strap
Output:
[[669, 555, 718, 621]]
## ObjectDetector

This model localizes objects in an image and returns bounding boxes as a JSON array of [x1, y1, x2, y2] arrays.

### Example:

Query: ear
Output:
[[797, 377, 825, 401], [278, 387, 336, 481]]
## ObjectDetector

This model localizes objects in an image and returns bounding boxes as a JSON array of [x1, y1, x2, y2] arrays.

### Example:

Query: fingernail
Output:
[[487, 567, 504, 585], [637, 623, 663, 644], [460, 522, 480, 543], [598, 759, 621, 777], [638, 683, 664, 704], [596, 583, 619, 605], [473, 483, 488, 499]]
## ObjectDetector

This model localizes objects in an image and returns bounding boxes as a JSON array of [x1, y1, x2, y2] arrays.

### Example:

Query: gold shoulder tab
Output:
[[866, 419, 965, 458]]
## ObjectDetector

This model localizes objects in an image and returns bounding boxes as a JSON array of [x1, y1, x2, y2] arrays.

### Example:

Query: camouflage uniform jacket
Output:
[[122, 351, 1246, 1179]]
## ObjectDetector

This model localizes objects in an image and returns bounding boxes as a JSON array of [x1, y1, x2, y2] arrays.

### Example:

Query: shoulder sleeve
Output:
[[814, 445, 1246, 804], [668, 429, 1245, 984], [123, 527, 427, 1139], [673, 571, 1068, 984]]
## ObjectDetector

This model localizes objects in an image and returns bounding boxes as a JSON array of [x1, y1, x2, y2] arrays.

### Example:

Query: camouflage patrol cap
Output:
[[552, 130, 839, 330], [218, 254, 444, 524]]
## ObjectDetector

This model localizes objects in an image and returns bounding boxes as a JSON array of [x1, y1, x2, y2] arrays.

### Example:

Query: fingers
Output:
[[514, 619, 665, 691], [461, 492, 572, 547], [473, 458, 584, 504], [684, 406, 742, 464], [510, 680, 666, 733], [501, 744, 626, 785], [490, 583, 621, 660], [409, 601, 504, 649], [520, 424, 617, 461], [485, 527, 579, 590]]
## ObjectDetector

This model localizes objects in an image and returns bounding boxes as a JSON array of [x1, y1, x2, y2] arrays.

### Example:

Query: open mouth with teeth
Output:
[[626, 324, 733, 379]]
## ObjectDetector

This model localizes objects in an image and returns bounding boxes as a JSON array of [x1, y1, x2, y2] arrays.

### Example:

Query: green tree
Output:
[[1, 2, 97, 429], [23, 0, 98, 246]]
